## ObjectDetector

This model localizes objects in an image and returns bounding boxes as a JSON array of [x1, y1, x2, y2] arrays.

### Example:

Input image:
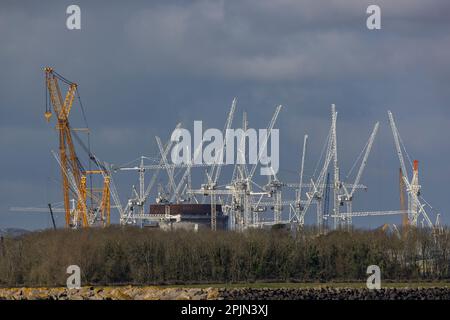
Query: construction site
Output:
[[9, 67, 442, 236]]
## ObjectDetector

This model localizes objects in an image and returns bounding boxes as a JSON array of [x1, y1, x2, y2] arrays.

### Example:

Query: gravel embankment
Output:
[[0, 286, 449, 300], [219, 287, 450, 300]]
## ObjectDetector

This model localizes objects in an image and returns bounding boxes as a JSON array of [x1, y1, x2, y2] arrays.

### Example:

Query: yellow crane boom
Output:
[[399, 168, 408, 229]]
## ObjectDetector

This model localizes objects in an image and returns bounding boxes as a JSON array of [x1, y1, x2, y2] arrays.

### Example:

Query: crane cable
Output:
[[344, 136, 370, 182], [52, 70, 73, 86], [44, 74, 50, 114], [312, 128, 331, 179], [74, 88, 94, 209], [396, 128, 414, 173]]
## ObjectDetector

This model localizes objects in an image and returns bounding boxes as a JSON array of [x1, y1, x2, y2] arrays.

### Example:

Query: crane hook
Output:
[[44, 111, 52, 122]]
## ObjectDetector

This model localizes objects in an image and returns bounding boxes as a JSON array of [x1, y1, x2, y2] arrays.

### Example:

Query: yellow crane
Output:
[[399, 168, 408, 229], [44, 67, 110, 228]]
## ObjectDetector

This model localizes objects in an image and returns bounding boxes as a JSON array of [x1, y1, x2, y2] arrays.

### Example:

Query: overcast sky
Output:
[[1, 0, 450, 230]]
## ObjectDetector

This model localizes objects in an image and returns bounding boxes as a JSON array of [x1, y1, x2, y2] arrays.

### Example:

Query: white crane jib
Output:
[[290, 134, 308, 223], [349, 122, 379, 199], [115, 123, 182, 224], [248, 105, 282, 180], [300, 119, 335, 226], [156, 136, 178, 200], [207, 98, 236, 187], [298, 134, 308, 205], [338, 121, 379, 223], [142, 123, 182, 203], [171, 145, 196, 203], [51, 150, 87, 227], [225, 105, 282, 230]]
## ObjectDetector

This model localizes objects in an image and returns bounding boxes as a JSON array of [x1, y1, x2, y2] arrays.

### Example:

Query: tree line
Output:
[[0, 226, 449, 286]]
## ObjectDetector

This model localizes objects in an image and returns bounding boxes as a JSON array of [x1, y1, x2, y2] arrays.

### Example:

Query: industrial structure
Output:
[[11, 68, 443, 233], [42, 68, 112, 228]]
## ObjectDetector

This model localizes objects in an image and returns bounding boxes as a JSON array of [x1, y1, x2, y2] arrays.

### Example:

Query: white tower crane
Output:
[[388, 111, 433, 228], [300, 121, 335, 228], [198, 98, 236, 230], [224, 105, 282, 231], [331, 104, 341, 229], [113, 123, 182, 224], [339, 122, 379, 228], [290, 134, 308, 224]]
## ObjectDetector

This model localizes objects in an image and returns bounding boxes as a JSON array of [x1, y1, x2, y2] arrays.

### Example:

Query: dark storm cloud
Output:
[[1, 0, 449, 229]]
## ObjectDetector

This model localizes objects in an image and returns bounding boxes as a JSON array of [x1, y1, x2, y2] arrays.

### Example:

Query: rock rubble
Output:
[[0, 286, 449, 300]]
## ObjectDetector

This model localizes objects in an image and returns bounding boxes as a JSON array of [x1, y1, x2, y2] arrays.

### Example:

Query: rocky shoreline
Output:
[[0, 286, 450, 300], [219, 287, 450, 300]]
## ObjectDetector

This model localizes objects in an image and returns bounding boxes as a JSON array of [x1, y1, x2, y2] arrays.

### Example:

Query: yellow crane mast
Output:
[[84, 170, 111, 227], [44, 67, 110, 228], [399, 167, 408, 229]]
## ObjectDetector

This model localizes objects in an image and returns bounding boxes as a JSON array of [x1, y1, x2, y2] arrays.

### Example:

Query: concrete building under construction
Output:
[[148, 204, 228, 230]]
